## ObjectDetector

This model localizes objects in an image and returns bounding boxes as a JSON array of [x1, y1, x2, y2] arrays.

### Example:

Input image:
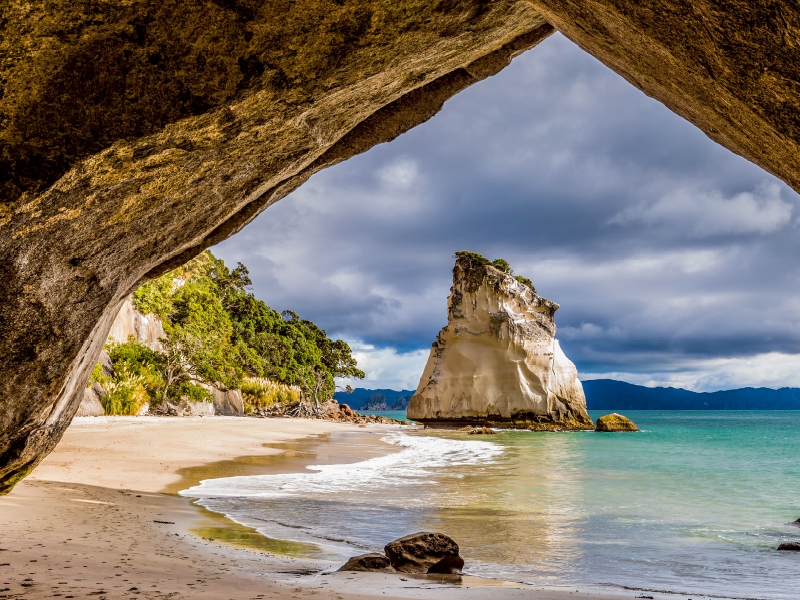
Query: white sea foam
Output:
[[180, 432, 502, 501]]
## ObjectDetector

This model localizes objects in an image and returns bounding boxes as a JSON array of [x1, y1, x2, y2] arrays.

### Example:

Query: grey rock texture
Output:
[[75, 387, 105, 417], [212, 389, 244, 417]]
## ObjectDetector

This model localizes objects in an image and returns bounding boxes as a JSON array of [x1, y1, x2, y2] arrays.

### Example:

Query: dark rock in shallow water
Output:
[[385, 532, 464, 574], [595, 413, 639, 432], [777, 542, 800, 551], [338, 553, 394, 572]]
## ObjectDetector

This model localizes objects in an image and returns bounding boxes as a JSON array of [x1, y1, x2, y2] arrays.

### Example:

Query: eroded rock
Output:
[[595, 413, 639, 432], [338, 553, 395, 573], [384, 532, 464, 574], [407, 254, 593, 430], [75, 387, 105, 417]]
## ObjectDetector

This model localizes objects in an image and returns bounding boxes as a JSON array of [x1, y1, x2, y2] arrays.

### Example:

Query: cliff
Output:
[[107, 297, 165, 352], [408, 255, 592, 430]]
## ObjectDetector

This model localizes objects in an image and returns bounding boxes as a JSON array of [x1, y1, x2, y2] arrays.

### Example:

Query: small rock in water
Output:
[[595, 413, 639, 432], [467, 427, 496, 435], [338, 553, 395, 572], [385, 532, 465, 574], [777, 542, 800, 551]]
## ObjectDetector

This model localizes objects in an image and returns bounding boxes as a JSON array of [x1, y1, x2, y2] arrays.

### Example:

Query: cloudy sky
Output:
[[213, 33, 800, 393]]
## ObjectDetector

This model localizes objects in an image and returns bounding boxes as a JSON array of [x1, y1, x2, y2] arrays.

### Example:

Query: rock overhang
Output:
[[3, 0, 800, 490]]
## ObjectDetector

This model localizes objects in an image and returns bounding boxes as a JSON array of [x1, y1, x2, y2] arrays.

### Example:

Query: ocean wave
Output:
[[180, 432, 502, 501]]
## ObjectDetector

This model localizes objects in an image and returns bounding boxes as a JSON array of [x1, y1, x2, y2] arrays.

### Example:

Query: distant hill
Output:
[[583, 379, 800, 410], [338, 382, 800, 411], [334, 388, 415, 410]]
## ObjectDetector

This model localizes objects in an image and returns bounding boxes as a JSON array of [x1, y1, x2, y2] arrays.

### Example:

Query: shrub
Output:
[[241, 377, 301, 409], [100, 364, 149, 415], [491, 258, 511, 274], [514, 275, 536, 293]]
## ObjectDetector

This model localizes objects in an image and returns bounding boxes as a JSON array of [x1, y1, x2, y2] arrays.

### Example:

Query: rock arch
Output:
[[1, 0, 798, 491]]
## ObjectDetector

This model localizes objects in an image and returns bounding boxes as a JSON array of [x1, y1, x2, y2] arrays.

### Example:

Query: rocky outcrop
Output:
[[384, 532, 465, 574], [211, 389, 244, 417], [777, 542, 800, 551], [595, 413, 639, 432], [75, 387, 105, 417], [338, 553, 395, 573], [408, 255, 593, 430], [107, 297, 165, 352], [4, 2, 800, 490]]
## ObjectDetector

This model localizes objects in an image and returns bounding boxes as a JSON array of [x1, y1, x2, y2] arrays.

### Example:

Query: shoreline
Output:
[[0, 415, 716, 599]]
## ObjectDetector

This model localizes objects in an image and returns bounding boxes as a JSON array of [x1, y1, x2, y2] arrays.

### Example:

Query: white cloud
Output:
[[609, 183, 793, 237], [581, 352, 800, 392], [336, 341, 430, 391]]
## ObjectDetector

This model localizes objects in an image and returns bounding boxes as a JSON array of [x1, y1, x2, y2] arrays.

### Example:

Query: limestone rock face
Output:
[[75, 387, 105, 418], [107, 297, 165, 352], [212, 389, 244, 417], [595, 413, 639, 432], [408, 257, 592, 430]]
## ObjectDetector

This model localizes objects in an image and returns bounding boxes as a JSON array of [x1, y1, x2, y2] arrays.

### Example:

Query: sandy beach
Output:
[[1, 416, 655, 600]]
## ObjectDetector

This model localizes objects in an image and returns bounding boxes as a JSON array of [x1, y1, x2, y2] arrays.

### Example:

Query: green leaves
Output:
[[119, 250, 363, 405]]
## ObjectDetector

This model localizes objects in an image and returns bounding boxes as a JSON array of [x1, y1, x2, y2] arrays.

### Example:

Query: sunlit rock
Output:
[[408, 254, 593, 430]]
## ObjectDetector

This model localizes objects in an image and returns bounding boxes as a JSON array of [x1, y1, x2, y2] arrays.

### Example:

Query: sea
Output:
[[180, 411, 800, 599]]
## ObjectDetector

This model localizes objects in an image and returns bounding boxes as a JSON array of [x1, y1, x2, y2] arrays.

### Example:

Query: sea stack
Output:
[[408, 252, 593, 430]]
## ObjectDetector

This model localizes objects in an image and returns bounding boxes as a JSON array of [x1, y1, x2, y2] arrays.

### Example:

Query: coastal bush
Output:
[[99, 364, 149, 415], [455, 251, 537, 293], [124, 250, 363, 406], [240, 377, 301, 409]]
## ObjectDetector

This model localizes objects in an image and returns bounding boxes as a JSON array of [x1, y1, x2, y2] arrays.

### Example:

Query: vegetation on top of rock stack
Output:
[[94, 250, 363, 414], [454, 251, 536, 293]]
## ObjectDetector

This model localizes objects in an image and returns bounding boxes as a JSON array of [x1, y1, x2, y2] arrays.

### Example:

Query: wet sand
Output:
[[0, 416, 653, 600]]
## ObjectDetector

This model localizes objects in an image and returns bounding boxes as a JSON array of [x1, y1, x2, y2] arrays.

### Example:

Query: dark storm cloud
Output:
[[214, 33, 800, 390]]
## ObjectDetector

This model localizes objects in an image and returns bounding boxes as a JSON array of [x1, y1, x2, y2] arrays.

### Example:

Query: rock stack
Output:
[[407, 253, 593, 431]]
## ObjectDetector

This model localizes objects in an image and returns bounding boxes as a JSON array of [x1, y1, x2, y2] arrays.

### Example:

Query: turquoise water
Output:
[[357, 409, 411, 422], [183, 411, 800, 599]]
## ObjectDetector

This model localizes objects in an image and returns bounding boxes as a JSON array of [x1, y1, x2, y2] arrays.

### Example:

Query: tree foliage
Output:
[[454, 250, 536, 293], [129, 250, 364, 404]]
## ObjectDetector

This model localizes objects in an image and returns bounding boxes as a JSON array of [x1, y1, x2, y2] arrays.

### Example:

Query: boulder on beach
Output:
[[384, 532, 464, 574], [76, 386, 105, 417], [595, 413, 639, 432], [777, 542, 800, 551], [338, 553, 395, 572], [467, 427, 496, 435]]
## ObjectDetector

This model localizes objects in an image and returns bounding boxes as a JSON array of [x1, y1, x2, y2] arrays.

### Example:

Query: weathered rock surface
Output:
[[408, 255, 593, 430], [75, 387, 105, 417], [595, 413, 639, 432], [107, 297, 165, 352], [338, 553, 395, 573], [0, 0, 553, 493], [384, 532, 464, 574], [4, 2, 800, 491], [212, 389, 245, 417]]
